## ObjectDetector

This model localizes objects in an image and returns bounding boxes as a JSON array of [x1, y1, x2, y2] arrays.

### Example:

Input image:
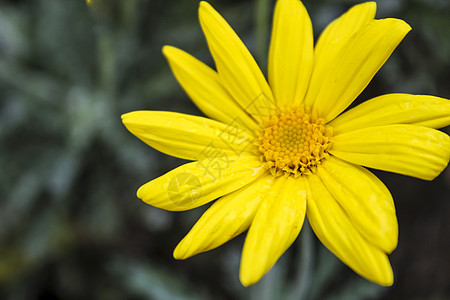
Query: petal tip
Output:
[[199, 1, 211, 11], [121, 111, 143, 126], [121, 112, 130, 121], [377, 270, 394, 287], [365, 1, 377, 10], [367, 2, 377, 15], [239, 252, 266, 287], [161, 45, 174, 57], [199, 1, 219, 25], [348, 1, 377, 17], [399, 19, 412, 33], [173, 243, 188, 260], [121, 112, 140, 127], [239, 269, 258, 287], [136, 185, 147, 201], [383, 18, 412, 35]]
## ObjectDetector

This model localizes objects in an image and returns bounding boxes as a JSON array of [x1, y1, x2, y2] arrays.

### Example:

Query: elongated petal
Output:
[[122, 111, 257, 161], [162, 46, 259, 132], [305, 18, 411, 122], [330, 124, 450, 180], [306, 173, 394, 286], [240, 176, 306, 286], [137, 155, 267, 211], [199, 1, 275, 123], [330, 94, 450, 134], [317, 157, 397, 253], [173, 175, 275, 259], [304, 2, 376, 109], [268, 0, 313, 106], [311, 2, 376, 86]]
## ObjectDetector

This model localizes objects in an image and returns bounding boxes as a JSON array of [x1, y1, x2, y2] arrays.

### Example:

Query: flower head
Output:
[[122, 0, 450, 287]]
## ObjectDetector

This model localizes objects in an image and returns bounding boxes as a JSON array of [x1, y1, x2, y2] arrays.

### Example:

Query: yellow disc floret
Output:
[[258, 107, 333, 177]]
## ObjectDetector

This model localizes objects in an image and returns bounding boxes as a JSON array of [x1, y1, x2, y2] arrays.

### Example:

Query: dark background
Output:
[[0, 0, 448, 299]]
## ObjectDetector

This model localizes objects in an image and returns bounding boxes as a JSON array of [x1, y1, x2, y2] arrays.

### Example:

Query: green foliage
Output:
[[0, 0, 448, 299]]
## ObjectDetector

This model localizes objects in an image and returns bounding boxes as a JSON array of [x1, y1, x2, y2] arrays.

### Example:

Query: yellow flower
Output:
[[122, 0, 450, 287]]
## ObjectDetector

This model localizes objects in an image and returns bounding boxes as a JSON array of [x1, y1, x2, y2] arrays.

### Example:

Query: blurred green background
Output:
[[0, 0, 449, 299]]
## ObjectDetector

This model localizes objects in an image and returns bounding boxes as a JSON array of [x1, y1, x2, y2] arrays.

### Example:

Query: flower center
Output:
[[258, 107, 333, 177]]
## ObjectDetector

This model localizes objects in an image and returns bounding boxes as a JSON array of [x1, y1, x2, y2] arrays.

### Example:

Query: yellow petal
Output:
[[199, 1, 275, 124], [312, 2, 376, 76], [268, 0, 313, 106], [240, 176, 306, 286], [317, 157, 398, 253], [306, 173, 394, 286], [330, 124, 450, 180], [330, 94, 450, 134], [304, 1, 376, 109], [305, 18, 411, 122], [173, 174, 274, 259], [122, 111, 257, 161], [137, 155, 267, 211], [162, 46, 259, 132]]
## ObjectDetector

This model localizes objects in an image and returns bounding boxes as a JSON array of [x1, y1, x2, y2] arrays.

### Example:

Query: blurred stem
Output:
[[255, 0, 271, 71], [97, 30, 116, 97], [289, 219, 315, 300], [120, 0, 137, 31]]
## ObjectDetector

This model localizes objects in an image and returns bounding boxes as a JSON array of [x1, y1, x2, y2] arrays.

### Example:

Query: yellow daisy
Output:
[[122, 0, 450, 287]]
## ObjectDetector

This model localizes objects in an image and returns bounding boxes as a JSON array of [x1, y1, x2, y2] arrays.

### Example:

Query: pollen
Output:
[[258, 107, 333, 177]]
